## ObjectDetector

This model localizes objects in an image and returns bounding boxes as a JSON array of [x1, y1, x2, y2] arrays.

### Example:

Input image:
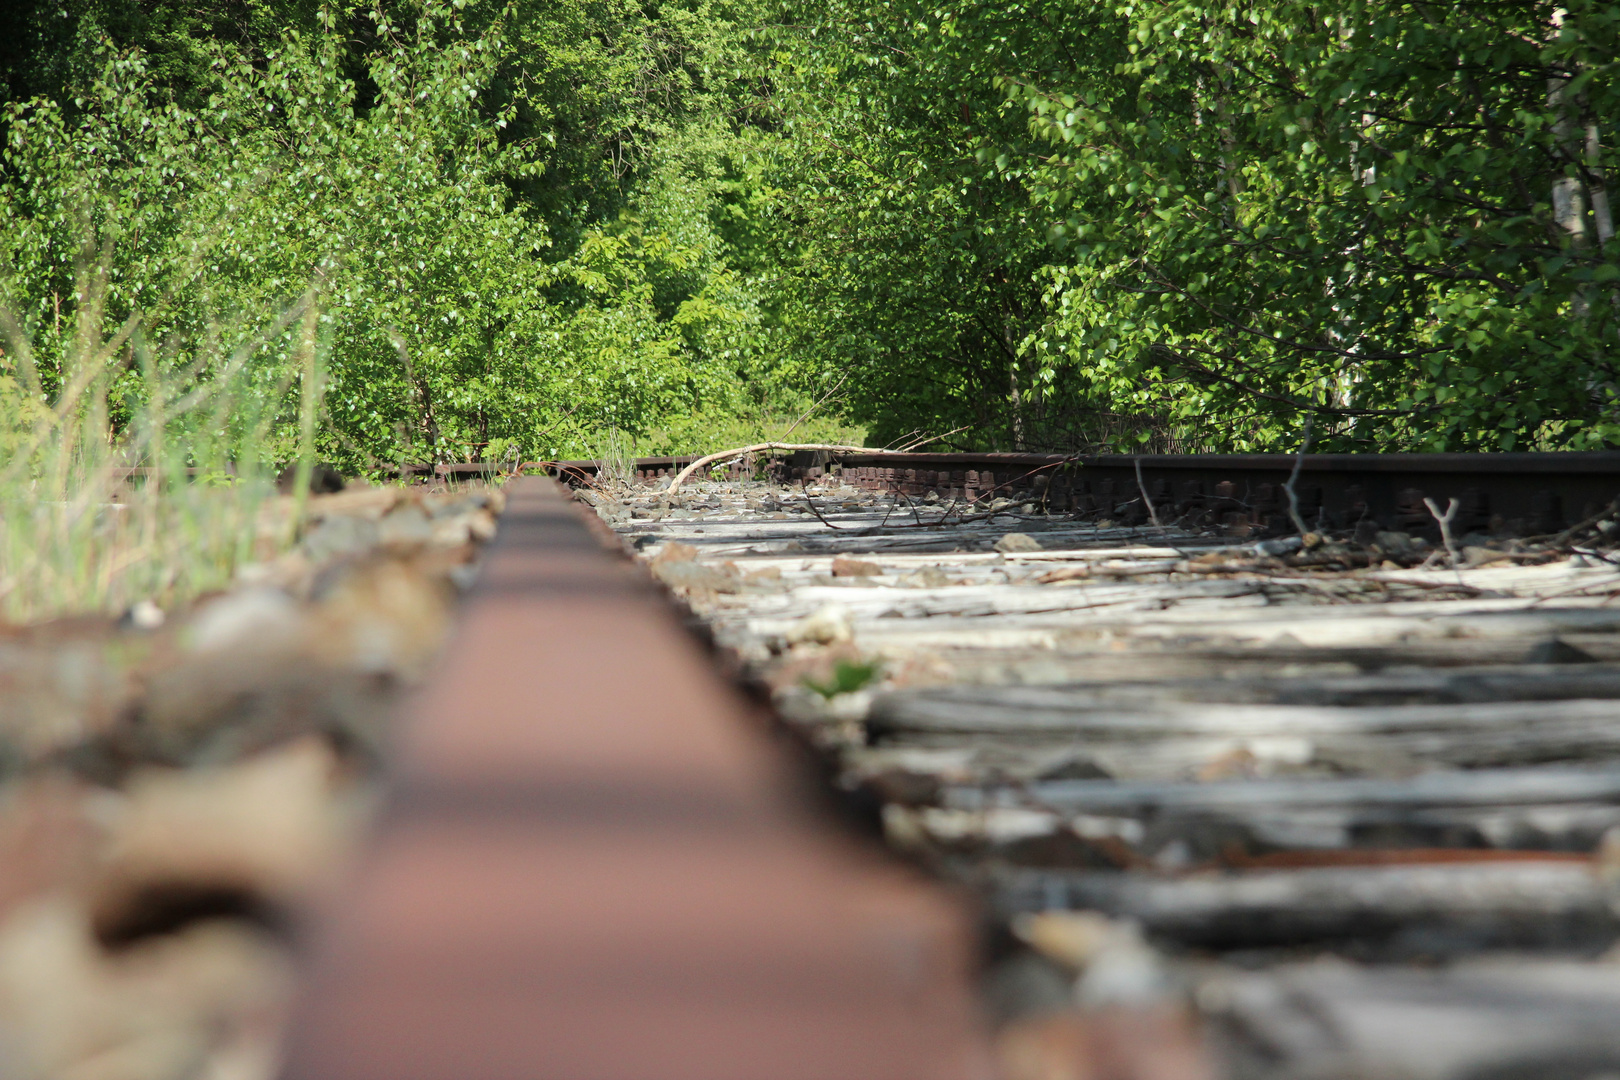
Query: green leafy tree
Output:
[[1000, 0, 1620, 450], [0, 0, 819, 469], [10, 0, 1614, 463], [760, 0, 1056, 450]]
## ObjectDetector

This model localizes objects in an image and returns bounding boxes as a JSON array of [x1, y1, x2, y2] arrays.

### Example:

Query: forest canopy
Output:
[[0, 0, 1615, 468]]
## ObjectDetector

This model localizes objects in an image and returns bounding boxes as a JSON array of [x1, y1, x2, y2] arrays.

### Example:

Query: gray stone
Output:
[[994, 532, 1044, 554], [301, 515, 379, 563], [377, 505, 435, 546]]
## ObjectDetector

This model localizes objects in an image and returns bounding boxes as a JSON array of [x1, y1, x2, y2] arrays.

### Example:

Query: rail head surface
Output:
[[280, 476, 994, 1080]]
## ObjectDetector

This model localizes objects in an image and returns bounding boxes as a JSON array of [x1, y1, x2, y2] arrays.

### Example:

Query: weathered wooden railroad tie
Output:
[[556, 454, 1620, 1079]]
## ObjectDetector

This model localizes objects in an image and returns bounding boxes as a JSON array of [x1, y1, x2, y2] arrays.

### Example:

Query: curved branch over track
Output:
[[666, 442, 906, 496]]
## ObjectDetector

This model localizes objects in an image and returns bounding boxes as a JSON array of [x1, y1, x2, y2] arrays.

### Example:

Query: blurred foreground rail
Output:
[[283, 477, 994, 1080], [551, 457, 1620, 1080]]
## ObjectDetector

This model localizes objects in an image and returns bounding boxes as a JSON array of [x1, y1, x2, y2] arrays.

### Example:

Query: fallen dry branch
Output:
[[666, 442, 910, 495]]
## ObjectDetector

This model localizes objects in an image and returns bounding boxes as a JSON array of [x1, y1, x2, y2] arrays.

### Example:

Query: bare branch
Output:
[[1133, 457, 1161, 528], [1424, 496, 1463, 566], [781, 371, 850, 439], [1282, 415, 1315, 536]]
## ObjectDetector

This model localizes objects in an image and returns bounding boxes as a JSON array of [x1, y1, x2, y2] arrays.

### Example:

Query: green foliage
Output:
[[996, 0, 1620, 450], [0, 0, 810, 473], [759, 1, 1061, 450], [0, 0, 324, 116], [0, 0, 837, 620], [803, 657, 882, 698], [0, 255, 291, 621], [2, 0, 1617, 517], [759, 0, 1620, 452]]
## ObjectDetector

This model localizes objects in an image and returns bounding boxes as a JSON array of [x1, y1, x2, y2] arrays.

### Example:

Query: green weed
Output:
[[803, 658, 883, 699], [0, 233, 320, 623]]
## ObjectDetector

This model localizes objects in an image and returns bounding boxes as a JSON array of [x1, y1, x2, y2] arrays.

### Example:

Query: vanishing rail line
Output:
[[437, 449, 1620, 540]]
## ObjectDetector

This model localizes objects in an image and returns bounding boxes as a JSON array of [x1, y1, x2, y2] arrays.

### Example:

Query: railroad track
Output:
[[283, 452, 1620, 1080], [442, 448, 1620, 541], [282, 477, 993, 1080], [562, 453, 1620, 1079]]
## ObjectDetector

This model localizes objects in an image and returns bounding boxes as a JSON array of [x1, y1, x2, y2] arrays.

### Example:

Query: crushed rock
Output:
[[0, 479, 504, 1080]]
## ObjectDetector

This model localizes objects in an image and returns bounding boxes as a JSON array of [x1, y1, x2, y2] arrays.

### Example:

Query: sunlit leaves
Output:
[[984, 0, 1620, 450], [1, 0, 794, 468]]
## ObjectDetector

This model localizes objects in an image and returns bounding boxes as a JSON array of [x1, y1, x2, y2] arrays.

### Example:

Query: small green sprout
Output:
[[803, 658, 883, 699]]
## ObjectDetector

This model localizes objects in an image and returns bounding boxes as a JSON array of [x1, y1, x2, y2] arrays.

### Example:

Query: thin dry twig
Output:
[[1133, 457, 1161, 528], [977, 457, 1082, 506], [1423, 496, 1463, 566], [798, 476, 856, 531], [895, 424, 972, 452], [880, 483, 927, 527], [1282, 415, 1315, 536], [1551, 499, 1620, 546], [781, 372, 850, 440]]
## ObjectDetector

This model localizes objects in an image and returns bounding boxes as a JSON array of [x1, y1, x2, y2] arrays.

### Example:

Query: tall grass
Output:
[[0, 240, 321, 624], [593, 425, 639, 489]]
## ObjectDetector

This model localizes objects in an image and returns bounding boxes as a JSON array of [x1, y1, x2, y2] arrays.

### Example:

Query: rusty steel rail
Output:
[[281, 476, 995, 1080], [428, 451, 1620, 538], [822, 452, 1620, 537]]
